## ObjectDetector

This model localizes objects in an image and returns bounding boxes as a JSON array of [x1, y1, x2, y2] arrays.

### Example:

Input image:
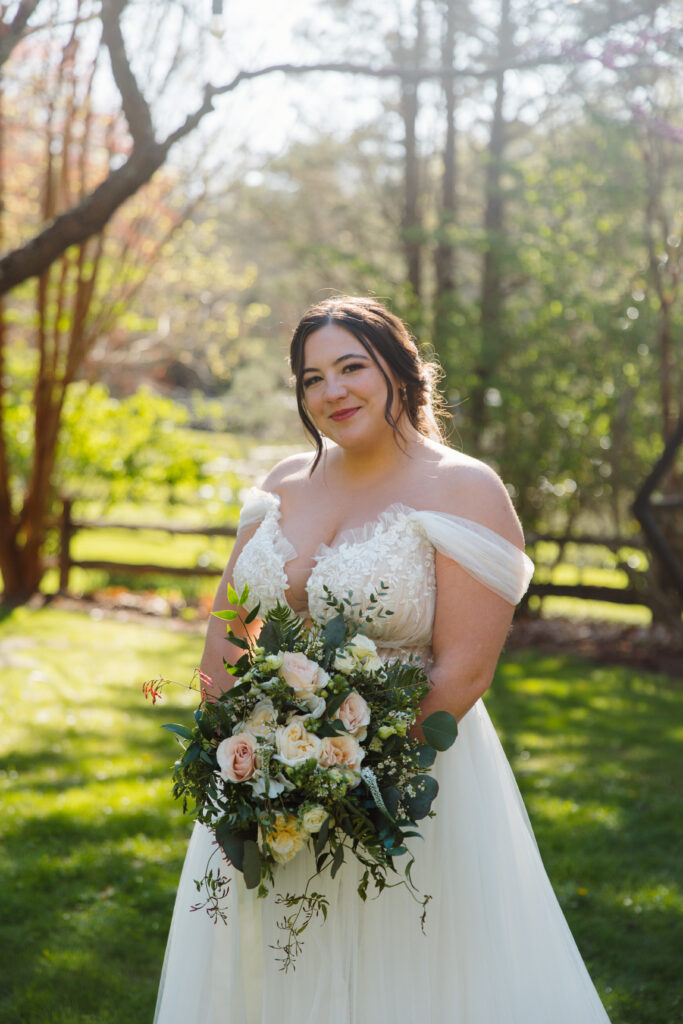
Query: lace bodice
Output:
[[232, 488, 534, 660]]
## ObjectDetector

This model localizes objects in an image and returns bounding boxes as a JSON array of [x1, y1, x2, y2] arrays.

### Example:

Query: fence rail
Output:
[[54, 499, 650, 608]]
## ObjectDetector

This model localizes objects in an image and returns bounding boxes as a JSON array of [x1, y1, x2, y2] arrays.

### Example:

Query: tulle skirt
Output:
[[153, 699, 611, 1023]]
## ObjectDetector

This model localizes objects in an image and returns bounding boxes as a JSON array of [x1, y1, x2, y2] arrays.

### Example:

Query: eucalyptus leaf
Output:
[[162, 723, 193, 740], [330, 844, 344, 879], [215, 824, 246, 872], [323, 613, 347, 653], [421, 711, 458, 751], [243, 840, 262, 890], [381, 786, 400, 820], [416, 743, 437, 769], [404, 775, 439, 820], [259, 621, 278, 654], [180, 743, 200, 766], [314, 817, 331, 857]]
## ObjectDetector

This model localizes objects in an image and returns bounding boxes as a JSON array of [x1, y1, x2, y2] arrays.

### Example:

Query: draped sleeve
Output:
[[236, 487, 281, 535], [409, 509, 535, 605]]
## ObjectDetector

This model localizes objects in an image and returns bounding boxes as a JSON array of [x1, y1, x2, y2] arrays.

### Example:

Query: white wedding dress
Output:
[[154, 489, 611, 1024]]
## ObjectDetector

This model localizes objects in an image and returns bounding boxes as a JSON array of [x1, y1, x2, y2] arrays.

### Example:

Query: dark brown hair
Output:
[[289, 296, 447, 471]]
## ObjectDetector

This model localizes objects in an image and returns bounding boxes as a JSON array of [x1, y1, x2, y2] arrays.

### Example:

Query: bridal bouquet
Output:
[[144, 584, 457, 969]]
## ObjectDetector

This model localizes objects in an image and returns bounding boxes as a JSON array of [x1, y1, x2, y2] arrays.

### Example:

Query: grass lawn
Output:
[[0, 607, 680, 1023]]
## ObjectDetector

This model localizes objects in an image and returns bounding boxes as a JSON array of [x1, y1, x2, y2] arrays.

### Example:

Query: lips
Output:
[[330, 407, 360, 422]]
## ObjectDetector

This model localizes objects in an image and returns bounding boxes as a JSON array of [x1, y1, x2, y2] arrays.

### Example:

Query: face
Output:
[[301, 323, 401, 449]]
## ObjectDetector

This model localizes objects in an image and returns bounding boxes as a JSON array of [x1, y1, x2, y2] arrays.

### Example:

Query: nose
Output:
[[324, 374, 347, 401]]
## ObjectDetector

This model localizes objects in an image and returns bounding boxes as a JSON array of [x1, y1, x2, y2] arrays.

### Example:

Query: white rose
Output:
[[334, 691, 371, 740], [333, 651, 357, 675], [346, 634, 378, 661], [263, 653, 284, 671], [299, 692, 327, 719], [248, 770, 286, 799], [301, 805, 327, 834], [275, 716, 322, 766], [362, 654, 383, 673], [240, 699, 278, 740]]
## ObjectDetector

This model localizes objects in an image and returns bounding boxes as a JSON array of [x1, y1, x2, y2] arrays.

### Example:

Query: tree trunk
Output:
[[433, 0, 458, 352], [399, 0, 424, 306], [472, 0, 511, 442]]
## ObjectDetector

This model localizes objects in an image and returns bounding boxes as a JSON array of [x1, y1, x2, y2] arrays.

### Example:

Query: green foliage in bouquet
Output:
[[146, 584, 457, 969]]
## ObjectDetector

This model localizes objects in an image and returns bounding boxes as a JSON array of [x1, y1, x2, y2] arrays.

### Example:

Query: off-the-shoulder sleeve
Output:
[[237, 487, 281, 535], [409, 509, 534, 605]]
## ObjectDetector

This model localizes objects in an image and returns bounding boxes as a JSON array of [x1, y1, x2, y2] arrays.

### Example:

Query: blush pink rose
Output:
[[216, 732, 257, 783], [280, 651, 328, 694], [319, 734, 364, 774], [334, 691, 371, 740]]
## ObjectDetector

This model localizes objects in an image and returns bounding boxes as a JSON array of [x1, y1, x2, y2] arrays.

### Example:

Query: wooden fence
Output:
[[53, 498, 649, 607]]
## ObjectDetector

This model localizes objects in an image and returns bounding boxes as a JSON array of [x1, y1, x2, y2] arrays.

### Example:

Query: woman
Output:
[[154, 297, 610, 1023]]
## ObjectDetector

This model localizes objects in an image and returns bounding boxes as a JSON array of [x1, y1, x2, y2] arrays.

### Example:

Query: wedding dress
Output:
[[154, 488, 611, 1024]]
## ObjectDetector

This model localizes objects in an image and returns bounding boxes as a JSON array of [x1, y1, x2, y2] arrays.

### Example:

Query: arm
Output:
[[199, 525, 263, 697], [416, 554, 515, 727], [415, 462, 525, 728]]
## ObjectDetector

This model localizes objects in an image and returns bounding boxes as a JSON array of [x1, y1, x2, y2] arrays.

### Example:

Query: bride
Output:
[[154, 296, 611, 1023]]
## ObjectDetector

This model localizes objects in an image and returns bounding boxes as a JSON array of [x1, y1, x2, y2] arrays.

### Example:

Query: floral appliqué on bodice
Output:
[[232, 489, 534, 663]]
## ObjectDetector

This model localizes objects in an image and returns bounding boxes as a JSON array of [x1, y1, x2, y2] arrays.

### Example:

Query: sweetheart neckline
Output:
[[243, 487, 523, 558]]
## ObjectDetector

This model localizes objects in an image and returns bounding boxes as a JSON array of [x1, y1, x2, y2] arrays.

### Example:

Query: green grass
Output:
[[0, 607, 680, 1023]]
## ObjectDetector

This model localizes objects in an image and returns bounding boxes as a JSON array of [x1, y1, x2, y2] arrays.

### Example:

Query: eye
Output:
[[342, 362, 366, 373], [302, 375, 322, 389]]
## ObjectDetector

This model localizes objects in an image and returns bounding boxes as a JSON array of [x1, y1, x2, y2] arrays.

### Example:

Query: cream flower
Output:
[[333, 651, 357, 675], [260, 812, 307, 864], [335, 634, 383, 674], [275, 716, 323, 766], [301, 805, 327, 834], [334, 691, 371, 740], [280, 651, 329, 695], [216, 732, 257, 783], [240, 699, 278, 740], [299, 692, 327, 719], [319, 734, 364, 785], [345, 633, 379, 661]]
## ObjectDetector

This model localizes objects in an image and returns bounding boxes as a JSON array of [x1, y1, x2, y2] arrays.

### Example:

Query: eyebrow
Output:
[[302, 353, 371, 374]]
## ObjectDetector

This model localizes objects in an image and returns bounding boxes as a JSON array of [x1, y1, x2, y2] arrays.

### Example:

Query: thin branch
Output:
[[0, 0, 41, 67], [0, 1, 668, 296]]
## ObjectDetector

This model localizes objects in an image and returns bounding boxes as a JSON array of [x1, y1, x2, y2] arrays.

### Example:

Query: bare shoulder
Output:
[[423, 445, 525, 549], [260, 451, 316, 498]]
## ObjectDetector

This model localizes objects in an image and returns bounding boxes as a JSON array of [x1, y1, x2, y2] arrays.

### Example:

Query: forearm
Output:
[[414, 657, 495, 734]]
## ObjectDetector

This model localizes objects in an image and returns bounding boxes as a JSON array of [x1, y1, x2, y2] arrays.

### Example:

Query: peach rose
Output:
[[241, 699, 278, 740], [275, 716, 323, 766], [260, 812, 307, 865], [280, 651, 329, 695], [319, 734, 364, 782], [216, 732, 257, 783], [334, 691, 371, 740]]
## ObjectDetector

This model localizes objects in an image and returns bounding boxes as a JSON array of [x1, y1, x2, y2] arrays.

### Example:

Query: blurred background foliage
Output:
[[0, 0, 680, 606]]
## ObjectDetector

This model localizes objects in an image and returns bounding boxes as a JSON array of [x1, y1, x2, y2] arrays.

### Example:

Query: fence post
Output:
[[59, 498, 73, 594]]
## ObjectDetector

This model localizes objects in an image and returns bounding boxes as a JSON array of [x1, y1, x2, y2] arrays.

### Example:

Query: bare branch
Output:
[[100, 0, 155, 146], [0, 0, 41, 67], [0, 0, 667, 297]]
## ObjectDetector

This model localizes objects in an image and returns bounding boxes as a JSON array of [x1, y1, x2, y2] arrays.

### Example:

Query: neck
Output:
[[332, 423, 425, 483]]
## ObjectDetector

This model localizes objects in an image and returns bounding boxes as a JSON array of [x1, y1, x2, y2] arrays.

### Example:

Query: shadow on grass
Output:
[[0, 806, 193, 1024], [486, 649, 683, 1024]]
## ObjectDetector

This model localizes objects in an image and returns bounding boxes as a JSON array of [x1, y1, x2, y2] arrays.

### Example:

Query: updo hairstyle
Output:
[[289, 296, 448, 471]]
